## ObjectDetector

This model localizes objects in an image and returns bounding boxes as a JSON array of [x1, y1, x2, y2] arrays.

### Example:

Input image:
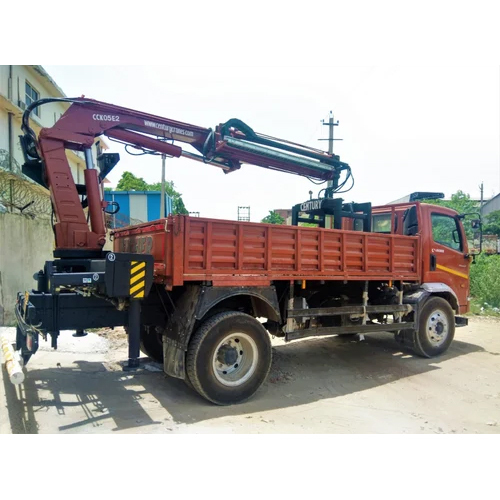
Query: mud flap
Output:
[[163, 286, 200, 379]]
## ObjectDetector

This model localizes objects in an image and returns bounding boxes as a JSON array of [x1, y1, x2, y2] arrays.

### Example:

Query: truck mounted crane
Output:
[[12, 97, 473, 405]]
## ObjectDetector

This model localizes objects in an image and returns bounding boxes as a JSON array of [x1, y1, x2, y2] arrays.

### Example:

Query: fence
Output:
[[0, 149, 143, 228], [0, 149, 52, 219]]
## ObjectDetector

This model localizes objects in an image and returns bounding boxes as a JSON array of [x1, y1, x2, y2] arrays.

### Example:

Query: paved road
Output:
[[1, 317, 499, 434]]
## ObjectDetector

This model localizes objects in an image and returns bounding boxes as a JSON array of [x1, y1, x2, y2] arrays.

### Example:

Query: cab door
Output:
[[422, 207, 470, 312]]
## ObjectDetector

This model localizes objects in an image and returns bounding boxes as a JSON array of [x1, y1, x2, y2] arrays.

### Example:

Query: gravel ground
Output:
[[1, 316, 499, 434]]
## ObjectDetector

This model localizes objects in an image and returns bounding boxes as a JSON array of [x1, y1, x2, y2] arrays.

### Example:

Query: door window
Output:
[[431, 214, 463, 251], [372, 214, 392, 233]]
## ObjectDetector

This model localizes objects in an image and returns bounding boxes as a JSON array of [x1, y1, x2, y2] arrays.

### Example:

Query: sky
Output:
[[3, 1, 499, 224], [41, 65, 499, 222]]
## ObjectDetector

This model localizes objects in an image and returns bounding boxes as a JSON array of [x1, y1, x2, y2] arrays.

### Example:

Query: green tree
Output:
[[422, 190, 479, 239], [116, 171, 149, 191], [261, 210, 285, 224], [424, 190, 478, 214], [483, 210, 500, 237], [114, 171, 188, 214]]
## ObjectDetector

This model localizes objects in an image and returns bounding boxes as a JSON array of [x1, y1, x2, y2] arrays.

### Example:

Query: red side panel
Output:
[[114, 215, 420, 287]]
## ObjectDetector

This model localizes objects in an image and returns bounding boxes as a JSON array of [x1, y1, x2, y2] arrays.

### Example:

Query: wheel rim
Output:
[[212, 332, 259, 387], [425, 308, 449, 347]]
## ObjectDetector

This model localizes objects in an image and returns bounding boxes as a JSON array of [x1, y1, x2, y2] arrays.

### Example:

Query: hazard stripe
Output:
[[130, 281, 145, 295], [133, 290, 145, 298], [131, 262, 146, 275], [130, 270, 145, 285], [436, 264, 468, 280]]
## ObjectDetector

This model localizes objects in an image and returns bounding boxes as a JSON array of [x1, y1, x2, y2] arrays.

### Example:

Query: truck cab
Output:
[[372, 202, 470, 314]]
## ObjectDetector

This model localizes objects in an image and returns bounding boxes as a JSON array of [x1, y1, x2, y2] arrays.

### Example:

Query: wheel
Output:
[[183, 374, 195, 391], [139, 326, 163, 363], [186, 311, 272, 405], [413, 296, 455, 357]]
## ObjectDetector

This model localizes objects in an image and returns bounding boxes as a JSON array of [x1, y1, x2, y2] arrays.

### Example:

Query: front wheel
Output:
[[186, 311, 272, 405], [414, 296, 455, 357]]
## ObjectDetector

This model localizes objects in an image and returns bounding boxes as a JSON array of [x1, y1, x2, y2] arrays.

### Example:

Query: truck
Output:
[[12, 97, 476, 405]]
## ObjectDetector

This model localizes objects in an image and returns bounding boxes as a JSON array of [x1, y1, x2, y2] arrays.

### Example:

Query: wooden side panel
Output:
[[269, 226, 297, 271], [182, 217, 421, 280], [365, 234, 391, 273], [113, 216, 421, 286], [345, 233, 364, 272], [185, 218, 206, 270], [323, 230, 342, 272], [393, 236, 419, 274], [242, 224, 266, 270], [211, 222, 237, 270]]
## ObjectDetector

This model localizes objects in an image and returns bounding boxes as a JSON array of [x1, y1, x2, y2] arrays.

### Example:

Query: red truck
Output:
[[14, 97, 475, 405]]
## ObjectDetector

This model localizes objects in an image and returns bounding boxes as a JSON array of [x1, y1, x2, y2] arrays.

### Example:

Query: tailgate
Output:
[[112, 218, 173, 285]]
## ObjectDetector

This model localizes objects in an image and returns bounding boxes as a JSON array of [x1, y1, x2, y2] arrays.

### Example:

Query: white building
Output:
[[0, 65, 103, 184], [481, 193, 500, 217]]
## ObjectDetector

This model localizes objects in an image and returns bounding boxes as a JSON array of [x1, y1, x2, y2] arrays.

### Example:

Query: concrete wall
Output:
[[0, 213, 54, 325], [0, 212, 114, 324]]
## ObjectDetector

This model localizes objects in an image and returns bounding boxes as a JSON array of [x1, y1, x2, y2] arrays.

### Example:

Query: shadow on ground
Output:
[[3, 333, 495, 433]]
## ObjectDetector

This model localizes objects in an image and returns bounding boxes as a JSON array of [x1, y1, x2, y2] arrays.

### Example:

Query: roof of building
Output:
[[32, 66, 67, 98], [482, 192, 500, 211], [30, 66, 108, 151], [104, 190, 172, 196]]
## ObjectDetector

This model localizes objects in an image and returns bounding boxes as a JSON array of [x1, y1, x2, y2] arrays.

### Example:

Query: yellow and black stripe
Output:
[[130, 261, 146, 298]]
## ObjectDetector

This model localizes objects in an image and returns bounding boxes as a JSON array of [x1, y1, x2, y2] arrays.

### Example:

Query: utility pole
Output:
[[160, 154, 166, 218], [319, 111, 342, 195], [479, 181, 484, 215]]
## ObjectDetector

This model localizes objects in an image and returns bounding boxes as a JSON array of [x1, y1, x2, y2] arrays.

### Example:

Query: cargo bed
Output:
[[113, 215, 420, 288]]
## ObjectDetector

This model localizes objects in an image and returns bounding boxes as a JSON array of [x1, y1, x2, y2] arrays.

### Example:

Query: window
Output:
[[372, 213, 392, 233], [25, 81, 40, 116], [353, 219, 364, 231], [431, 213, 462, 251]]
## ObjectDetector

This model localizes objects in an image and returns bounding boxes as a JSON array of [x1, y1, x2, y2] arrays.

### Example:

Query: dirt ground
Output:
[[1, 316, 499, 434]]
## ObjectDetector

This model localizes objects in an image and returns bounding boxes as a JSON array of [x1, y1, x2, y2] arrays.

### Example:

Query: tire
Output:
[[186, 311, 272, 405], [183, 374, 195, 391], [139, 327, 163, 363], [413, 296, 455, 358]]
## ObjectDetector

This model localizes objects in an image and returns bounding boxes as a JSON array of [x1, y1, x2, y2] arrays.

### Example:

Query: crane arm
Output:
[[20, 97, 351, 255]]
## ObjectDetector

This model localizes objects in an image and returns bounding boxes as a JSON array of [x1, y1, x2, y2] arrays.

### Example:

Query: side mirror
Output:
[[458, 213, 483, 256]]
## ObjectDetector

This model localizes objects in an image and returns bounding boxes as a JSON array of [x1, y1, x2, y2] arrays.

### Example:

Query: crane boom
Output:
[[20, 97, 351, 254]]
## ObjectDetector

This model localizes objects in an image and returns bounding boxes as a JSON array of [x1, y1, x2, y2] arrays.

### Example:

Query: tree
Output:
[[116, 171, 149, 191], [483, 210, 500, 237], [261, 210, 285, 224], [424, 190, 479, 215], [114, 171, 188, 214]]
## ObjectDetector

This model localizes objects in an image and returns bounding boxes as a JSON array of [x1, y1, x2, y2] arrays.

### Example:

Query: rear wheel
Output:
[[413, 296, 455, 357], [139, 327, 163, 363], [186, 311, 272, 405]]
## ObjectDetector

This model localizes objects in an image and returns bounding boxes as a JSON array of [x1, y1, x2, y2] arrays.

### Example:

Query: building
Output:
[[104, 190, 173, 228], [0, 65, 103, 185], [481, 193, 500, 217], [274, 208, 292, 224], [0, 66, 109, 324]]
